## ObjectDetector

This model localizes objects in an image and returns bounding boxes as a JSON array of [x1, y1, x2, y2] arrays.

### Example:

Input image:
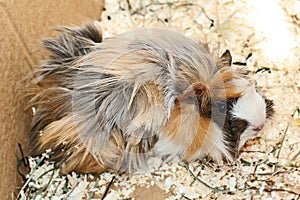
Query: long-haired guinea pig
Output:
[[28, 21, 274, 174]]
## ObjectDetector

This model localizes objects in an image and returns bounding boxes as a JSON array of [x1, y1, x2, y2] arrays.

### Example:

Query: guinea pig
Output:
[[28, 21, 274, 174]]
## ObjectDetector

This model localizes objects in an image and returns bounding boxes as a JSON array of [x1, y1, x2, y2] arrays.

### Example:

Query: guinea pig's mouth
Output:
[[238, 127, 261, 150]]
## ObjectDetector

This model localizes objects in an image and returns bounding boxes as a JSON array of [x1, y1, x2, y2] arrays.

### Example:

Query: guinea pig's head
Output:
[[208, 84, 274, 161], [181, 50, 274, 162]]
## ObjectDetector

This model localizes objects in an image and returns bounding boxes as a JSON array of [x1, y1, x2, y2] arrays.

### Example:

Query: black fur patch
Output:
[[265, 98, 274, 118], [211, 98, 249, 159], [225, 118, 249, 158]]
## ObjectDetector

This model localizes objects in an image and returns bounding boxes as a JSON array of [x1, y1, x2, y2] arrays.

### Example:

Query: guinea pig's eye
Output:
[[218, 104, 227, 113], [213, 101, 227, 114]]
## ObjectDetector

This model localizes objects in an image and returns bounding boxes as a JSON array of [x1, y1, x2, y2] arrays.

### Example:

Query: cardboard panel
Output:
[[0, 1, 103, 199]]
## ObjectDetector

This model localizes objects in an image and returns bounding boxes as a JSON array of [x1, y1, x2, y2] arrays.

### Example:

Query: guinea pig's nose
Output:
[[253, 124, 264, 132]]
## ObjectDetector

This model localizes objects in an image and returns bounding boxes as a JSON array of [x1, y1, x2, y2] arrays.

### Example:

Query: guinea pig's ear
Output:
[[218, 49, 232, 68], [177, 82, 207, 102]]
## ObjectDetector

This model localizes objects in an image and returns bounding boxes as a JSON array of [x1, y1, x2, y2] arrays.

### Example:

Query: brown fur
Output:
[[210, 70, 244, 99], [163, 101, 183, 141], [162, 70, 243, 160], [162, 100, 211, 160], [32, 115, 107, 174], [185, 117, 210, 159]]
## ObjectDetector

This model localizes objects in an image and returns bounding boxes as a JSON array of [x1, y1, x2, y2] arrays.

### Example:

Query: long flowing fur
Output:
[[29, 22, 251, 174]]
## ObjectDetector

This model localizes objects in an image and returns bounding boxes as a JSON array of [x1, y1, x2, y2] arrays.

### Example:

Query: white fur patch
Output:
[[231, 85, 266, 127], [154, 134, 185, 158]]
